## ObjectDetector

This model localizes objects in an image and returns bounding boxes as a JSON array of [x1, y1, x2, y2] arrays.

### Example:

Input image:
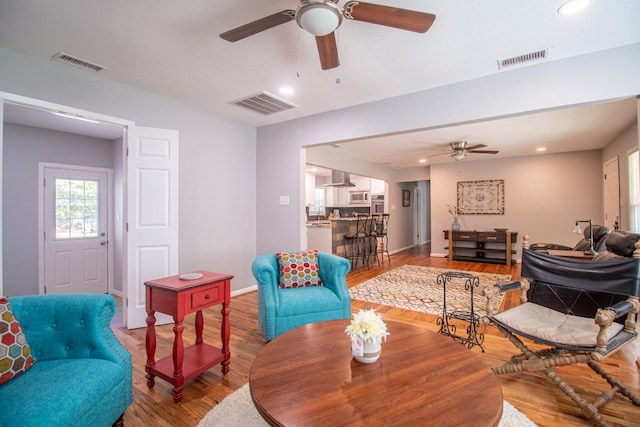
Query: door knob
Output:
[[100, 241, 108, 246]]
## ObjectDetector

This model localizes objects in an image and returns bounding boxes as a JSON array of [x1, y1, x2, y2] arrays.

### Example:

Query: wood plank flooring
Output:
[[112, 246, 640, 427]]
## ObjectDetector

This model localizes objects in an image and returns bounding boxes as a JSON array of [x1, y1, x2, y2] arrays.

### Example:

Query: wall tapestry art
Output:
[[457, 179, 504, 215]]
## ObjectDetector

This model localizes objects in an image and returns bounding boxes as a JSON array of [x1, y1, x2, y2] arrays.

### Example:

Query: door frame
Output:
[[37, 162, 114, 295], [603, 156, 620, 231], [413, 186, 422, 246], [0, 92, 132, 305]]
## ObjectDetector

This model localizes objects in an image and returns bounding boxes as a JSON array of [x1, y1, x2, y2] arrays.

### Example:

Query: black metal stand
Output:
[[435, 271, 485, 352]]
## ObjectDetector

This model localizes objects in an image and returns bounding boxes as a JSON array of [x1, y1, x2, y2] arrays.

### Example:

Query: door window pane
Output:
[[55, 178, 99, 239]]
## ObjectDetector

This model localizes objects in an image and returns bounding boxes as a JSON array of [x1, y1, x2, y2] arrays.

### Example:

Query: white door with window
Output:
[[42, 164, 111, 294]]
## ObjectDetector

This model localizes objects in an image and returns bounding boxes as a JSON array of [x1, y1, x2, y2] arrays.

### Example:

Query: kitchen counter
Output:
[[306, 216, 372, 258], [306, 221, 331, 227]]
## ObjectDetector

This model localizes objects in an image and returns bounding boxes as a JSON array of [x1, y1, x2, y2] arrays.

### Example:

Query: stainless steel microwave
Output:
[[349, 191, 369, 205]]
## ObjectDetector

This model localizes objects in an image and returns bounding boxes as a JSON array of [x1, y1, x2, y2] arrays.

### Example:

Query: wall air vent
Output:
[[230, 92, 298, 115], [52, 52, 107, 73], [497, 48, 549, 70]]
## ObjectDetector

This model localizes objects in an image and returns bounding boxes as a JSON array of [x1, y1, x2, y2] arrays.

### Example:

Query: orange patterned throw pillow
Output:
[[276, 250, 324, 288], [0, 297, 36, 385]]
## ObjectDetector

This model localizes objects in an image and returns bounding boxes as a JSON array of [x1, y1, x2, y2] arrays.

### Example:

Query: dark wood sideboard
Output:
[[444, 230, 518, 266]]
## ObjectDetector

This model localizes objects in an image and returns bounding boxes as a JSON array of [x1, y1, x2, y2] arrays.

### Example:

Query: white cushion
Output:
[[492, 302, 624, 348]]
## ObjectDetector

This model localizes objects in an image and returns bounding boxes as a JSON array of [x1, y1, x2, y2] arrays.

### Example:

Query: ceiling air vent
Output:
[[230, 92, 298, 115], [52, 52, 107, 73], [497, 48, 549, 70]]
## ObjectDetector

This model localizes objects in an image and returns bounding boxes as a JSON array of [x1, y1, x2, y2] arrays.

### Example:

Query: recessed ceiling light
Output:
[[557, 0, 589, 15], [279, 87, 294, 95], [419, 159, 427, 164], [536, 147, 547, 152]]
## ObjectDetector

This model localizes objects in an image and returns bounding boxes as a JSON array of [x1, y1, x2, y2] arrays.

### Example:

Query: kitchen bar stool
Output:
[[376, 213, 390, 263], [344, 214, 368, 268], [367, 214, 382, 266], [361, 215, 379, 267]]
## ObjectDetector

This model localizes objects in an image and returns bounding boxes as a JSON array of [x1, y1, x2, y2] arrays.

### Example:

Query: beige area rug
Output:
[[348, 265, 512, 318], [198, 383, 538, 427]]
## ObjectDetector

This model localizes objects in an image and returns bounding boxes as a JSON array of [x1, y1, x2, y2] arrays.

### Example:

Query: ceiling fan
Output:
[[219, 0, 436, 70], [431, 141, 500, 161]]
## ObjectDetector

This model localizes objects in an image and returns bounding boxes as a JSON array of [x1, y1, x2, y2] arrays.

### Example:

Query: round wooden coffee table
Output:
[[249, 319, 503, 426]]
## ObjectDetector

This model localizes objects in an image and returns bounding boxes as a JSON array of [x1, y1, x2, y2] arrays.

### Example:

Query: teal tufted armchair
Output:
[[251, 252, 351, 341], [0, 294, 132, 427]]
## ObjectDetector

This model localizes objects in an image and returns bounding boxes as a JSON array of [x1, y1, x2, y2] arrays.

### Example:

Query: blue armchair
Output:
[[252, 252, 351, 341], [0, 294, 132, 427]]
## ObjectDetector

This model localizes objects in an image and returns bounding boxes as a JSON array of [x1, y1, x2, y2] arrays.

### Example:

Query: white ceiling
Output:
[[1, 0, 639, 167], [317, 97, 638, 168]]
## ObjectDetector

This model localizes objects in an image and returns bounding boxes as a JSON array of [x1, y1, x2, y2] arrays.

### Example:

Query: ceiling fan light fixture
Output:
[[452, 152, 466, 161], [296, 1, 342, 36]]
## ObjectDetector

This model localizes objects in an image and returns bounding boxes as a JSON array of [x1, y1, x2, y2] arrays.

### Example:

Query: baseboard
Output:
[[232, 285, 257, 297], [391, 244, 415, 254], [430, 252, 448, 258], [109, 289, 124, 297]]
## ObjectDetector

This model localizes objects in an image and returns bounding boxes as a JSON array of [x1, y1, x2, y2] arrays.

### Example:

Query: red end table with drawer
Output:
[[144, 270, 232, 403]]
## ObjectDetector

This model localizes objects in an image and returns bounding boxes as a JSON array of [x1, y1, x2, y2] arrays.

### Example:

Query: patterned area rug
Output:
[[349, 265, 512, 317]]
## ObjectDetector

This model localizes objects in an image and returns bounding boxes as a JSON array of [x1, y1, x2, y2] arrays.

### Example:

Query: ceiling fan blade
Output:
[[427, 151, 453, 158], [465, 144, 487, 151], [316, 33, 340, 70], [343, 1, 436, 33], [469, 150, 500, 154], [220, 10, 295, 42]]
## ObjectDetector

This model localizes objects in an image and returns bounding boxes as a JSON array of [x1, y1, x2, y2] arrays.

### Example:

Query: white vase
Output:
[[354, 338, 381, 363]]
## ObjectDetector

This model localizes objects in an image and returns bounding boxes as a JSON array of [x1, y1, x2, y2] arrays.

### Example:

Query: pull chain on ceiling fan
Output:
[[219, 1, 436, 70]]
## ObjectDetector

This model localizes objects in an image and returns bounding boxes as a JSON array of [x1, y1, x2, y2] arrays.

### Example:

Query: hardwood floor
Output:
[[112, 246, 640, 427]]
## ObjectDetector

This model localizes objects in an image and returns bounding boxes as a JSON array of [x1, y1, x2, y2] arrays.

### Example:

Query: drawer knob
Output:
[[205, 294, 211, 299]]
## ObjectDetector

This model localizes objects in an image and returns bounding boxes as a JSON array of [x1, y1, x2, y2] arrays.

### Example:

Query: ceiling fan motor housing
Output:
[[296, 1, 343, 36]]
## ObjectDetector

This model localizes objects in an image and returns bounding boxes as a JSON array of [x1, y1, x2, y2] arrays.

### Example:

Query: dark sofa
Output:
[[529, 224, 611, 253], [525, 230, 640, 320]]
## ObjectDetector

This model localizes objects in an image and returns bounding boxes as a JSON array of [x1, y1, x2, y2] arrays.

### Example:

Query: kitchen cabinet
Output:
[[325, 187, 336, 206], [370, 178, 385, 194], [325, 187, 351, 207], [307, 224, 332, 254], [350, 174, 370, 189], [339, 188, 351, 206], [305, 173, 315, 206]]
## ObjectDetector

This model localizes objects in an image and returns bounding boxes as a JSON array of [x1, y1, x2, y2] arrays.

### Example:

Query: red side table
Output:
[[144, 270, 232, 403]]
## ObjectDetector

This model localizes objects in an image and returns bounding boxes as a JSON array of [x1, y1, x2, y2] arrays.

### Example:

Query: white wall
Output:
[[0, 47, 257, 292], [256, 44, 640, 256], [430, 151, 603, 260], [3, 124, 116, 295]]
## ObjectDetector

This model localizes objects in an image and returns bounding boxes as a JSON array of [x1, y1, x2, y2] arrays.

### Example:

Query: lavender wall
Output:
[[3, 123, 115, 296]]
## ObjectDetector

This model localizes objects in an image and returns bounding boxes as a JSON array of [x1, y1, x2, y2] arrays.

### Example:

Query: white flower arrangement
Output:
[[345, 309, 390, 345]]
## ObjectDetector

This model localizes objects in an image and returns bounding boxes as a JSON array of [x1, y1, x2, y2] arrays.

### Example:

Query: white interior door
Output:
[[42, 164, 111, 294], [126, 126, 179, 329], [603, 157, 620, 230]]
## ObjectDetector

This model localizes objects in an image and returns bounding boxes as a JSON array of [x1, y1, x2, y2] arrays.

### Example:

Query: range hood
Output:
[[324, 170, 355, 187]]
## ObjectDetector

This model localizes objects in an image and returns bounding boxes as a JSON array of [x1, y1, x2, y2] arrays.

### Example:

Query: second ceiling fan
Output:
[[430, 141, 500, 161], [219, 0, 436, 70]]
